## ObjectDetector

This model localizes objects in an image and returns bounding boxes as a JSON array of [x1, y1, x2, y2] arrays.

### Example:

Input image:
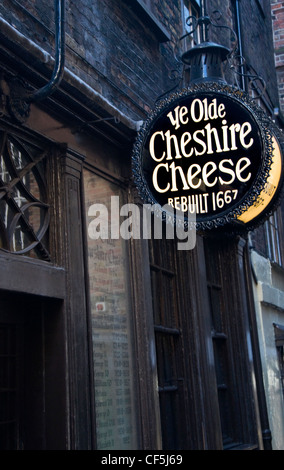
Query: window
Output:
[[265, 208, 284, 268], [0, 131, 50, 260], [148, 233, 188, 450], [123, 0, 171, 42], [274, 323, 284, 400], [204, 240, 237, 448], [181, 0, 201, 50], [204, 238, 259, 450]]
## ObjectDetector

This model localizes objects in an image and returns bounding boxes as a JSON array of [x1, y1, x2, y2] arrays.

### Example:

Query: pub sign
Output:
[[132, 83, 284, 232]]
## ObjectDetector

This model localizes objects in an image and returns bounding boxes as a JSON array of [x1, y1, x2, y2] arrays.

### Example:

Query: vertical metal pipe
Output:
[[201, 0, 207, 17], [234, 0, 246, 90], [200, 0, 208, 42], [29, 0, 65, 102]]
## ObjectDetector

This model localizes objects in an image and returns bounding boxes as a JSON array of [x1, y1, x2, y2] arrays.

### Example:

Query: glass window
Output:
[[148, 235, 188, 450], [181, 1, 201, 51], [265, 209, 284, 268], [123, 0, 171, 42], [204, 240, 235, 448], [84, 169, 140, 450], [203, 239, 259, 449], [274, 323, 284, 400]]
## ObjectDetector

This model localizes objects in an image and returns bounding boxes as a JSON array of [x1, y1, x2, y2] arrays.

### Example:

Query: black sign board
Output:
[[132, 83, 284, 232]]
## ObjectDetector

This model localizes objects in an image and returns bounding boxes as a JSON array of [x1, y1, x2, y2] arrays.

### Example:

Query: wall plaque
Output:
[[132, 83, 284, 232]]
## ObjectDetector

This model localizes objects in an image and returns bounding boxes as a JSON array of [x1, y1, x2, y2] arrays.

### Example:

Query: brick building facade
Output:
[[0, 0, 283, 451], [271, 0, 284, 114]]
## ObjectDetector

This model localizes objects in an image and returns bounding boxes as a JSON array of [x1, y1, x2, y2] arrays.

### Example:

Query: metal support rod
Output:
[[29, 0, 65, 102], [200, 0, 207, 18], [200, 0, 209, 42], [234, 0, 246, 91]]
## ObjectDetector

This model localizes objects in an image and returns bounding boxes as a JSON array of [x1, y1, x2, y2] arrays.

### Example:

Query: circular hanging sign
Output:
[[132, 82, 284, 232]]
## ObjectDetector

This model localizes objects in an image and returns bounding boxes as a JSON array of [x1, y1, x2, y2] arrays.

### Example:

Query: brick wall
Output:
[[271, 0, 284, 113], [236, 0, 279, 107], [0, 0, 185, 120], [0, 0, 280, 120]]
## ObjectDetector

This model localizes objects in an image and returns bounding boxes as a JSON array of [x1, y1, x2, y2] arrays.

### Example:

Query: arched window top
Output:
[[0, 131, 50, 260]]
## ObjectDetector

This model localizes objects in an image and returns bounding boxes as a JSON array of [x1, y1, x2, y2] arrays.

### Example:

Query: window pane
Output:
[[181, 1, 200, 51], [265, 210, 283, 267], [84, 169, 140, 450]]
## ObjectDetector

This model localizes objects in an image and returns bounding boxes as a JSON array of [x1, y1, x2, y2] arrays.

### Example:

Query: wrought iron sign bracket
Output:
[[158, 6, 266, 103], [182, 9, 267, 97], [131, 2, 283, 235]]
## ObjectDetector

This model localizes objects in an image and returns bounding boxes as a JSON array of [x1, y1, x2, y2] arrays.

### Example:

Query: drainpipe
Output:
[[29, 0, 65, 103], [8, 0, 65, 122], [234, 0, 246, 91], [200, 0, 209, 43]]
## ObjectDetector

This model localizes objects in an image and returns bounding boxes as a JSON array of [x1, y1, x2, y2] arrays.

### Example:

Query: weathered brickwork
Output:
[[235, 0, 279, 106], [271, 0, 284, 113], [0, 0, 280, 121]]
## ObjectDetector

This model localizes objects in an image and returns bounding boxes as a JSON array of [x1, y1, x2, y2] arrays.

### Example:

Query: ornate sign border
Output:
[[132, 82, 283, 232]]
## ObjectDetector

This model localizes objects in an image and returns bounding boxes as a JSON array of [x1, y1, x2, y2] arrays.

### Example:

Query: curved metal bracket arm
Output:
[[179, 10, 238, 60]]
